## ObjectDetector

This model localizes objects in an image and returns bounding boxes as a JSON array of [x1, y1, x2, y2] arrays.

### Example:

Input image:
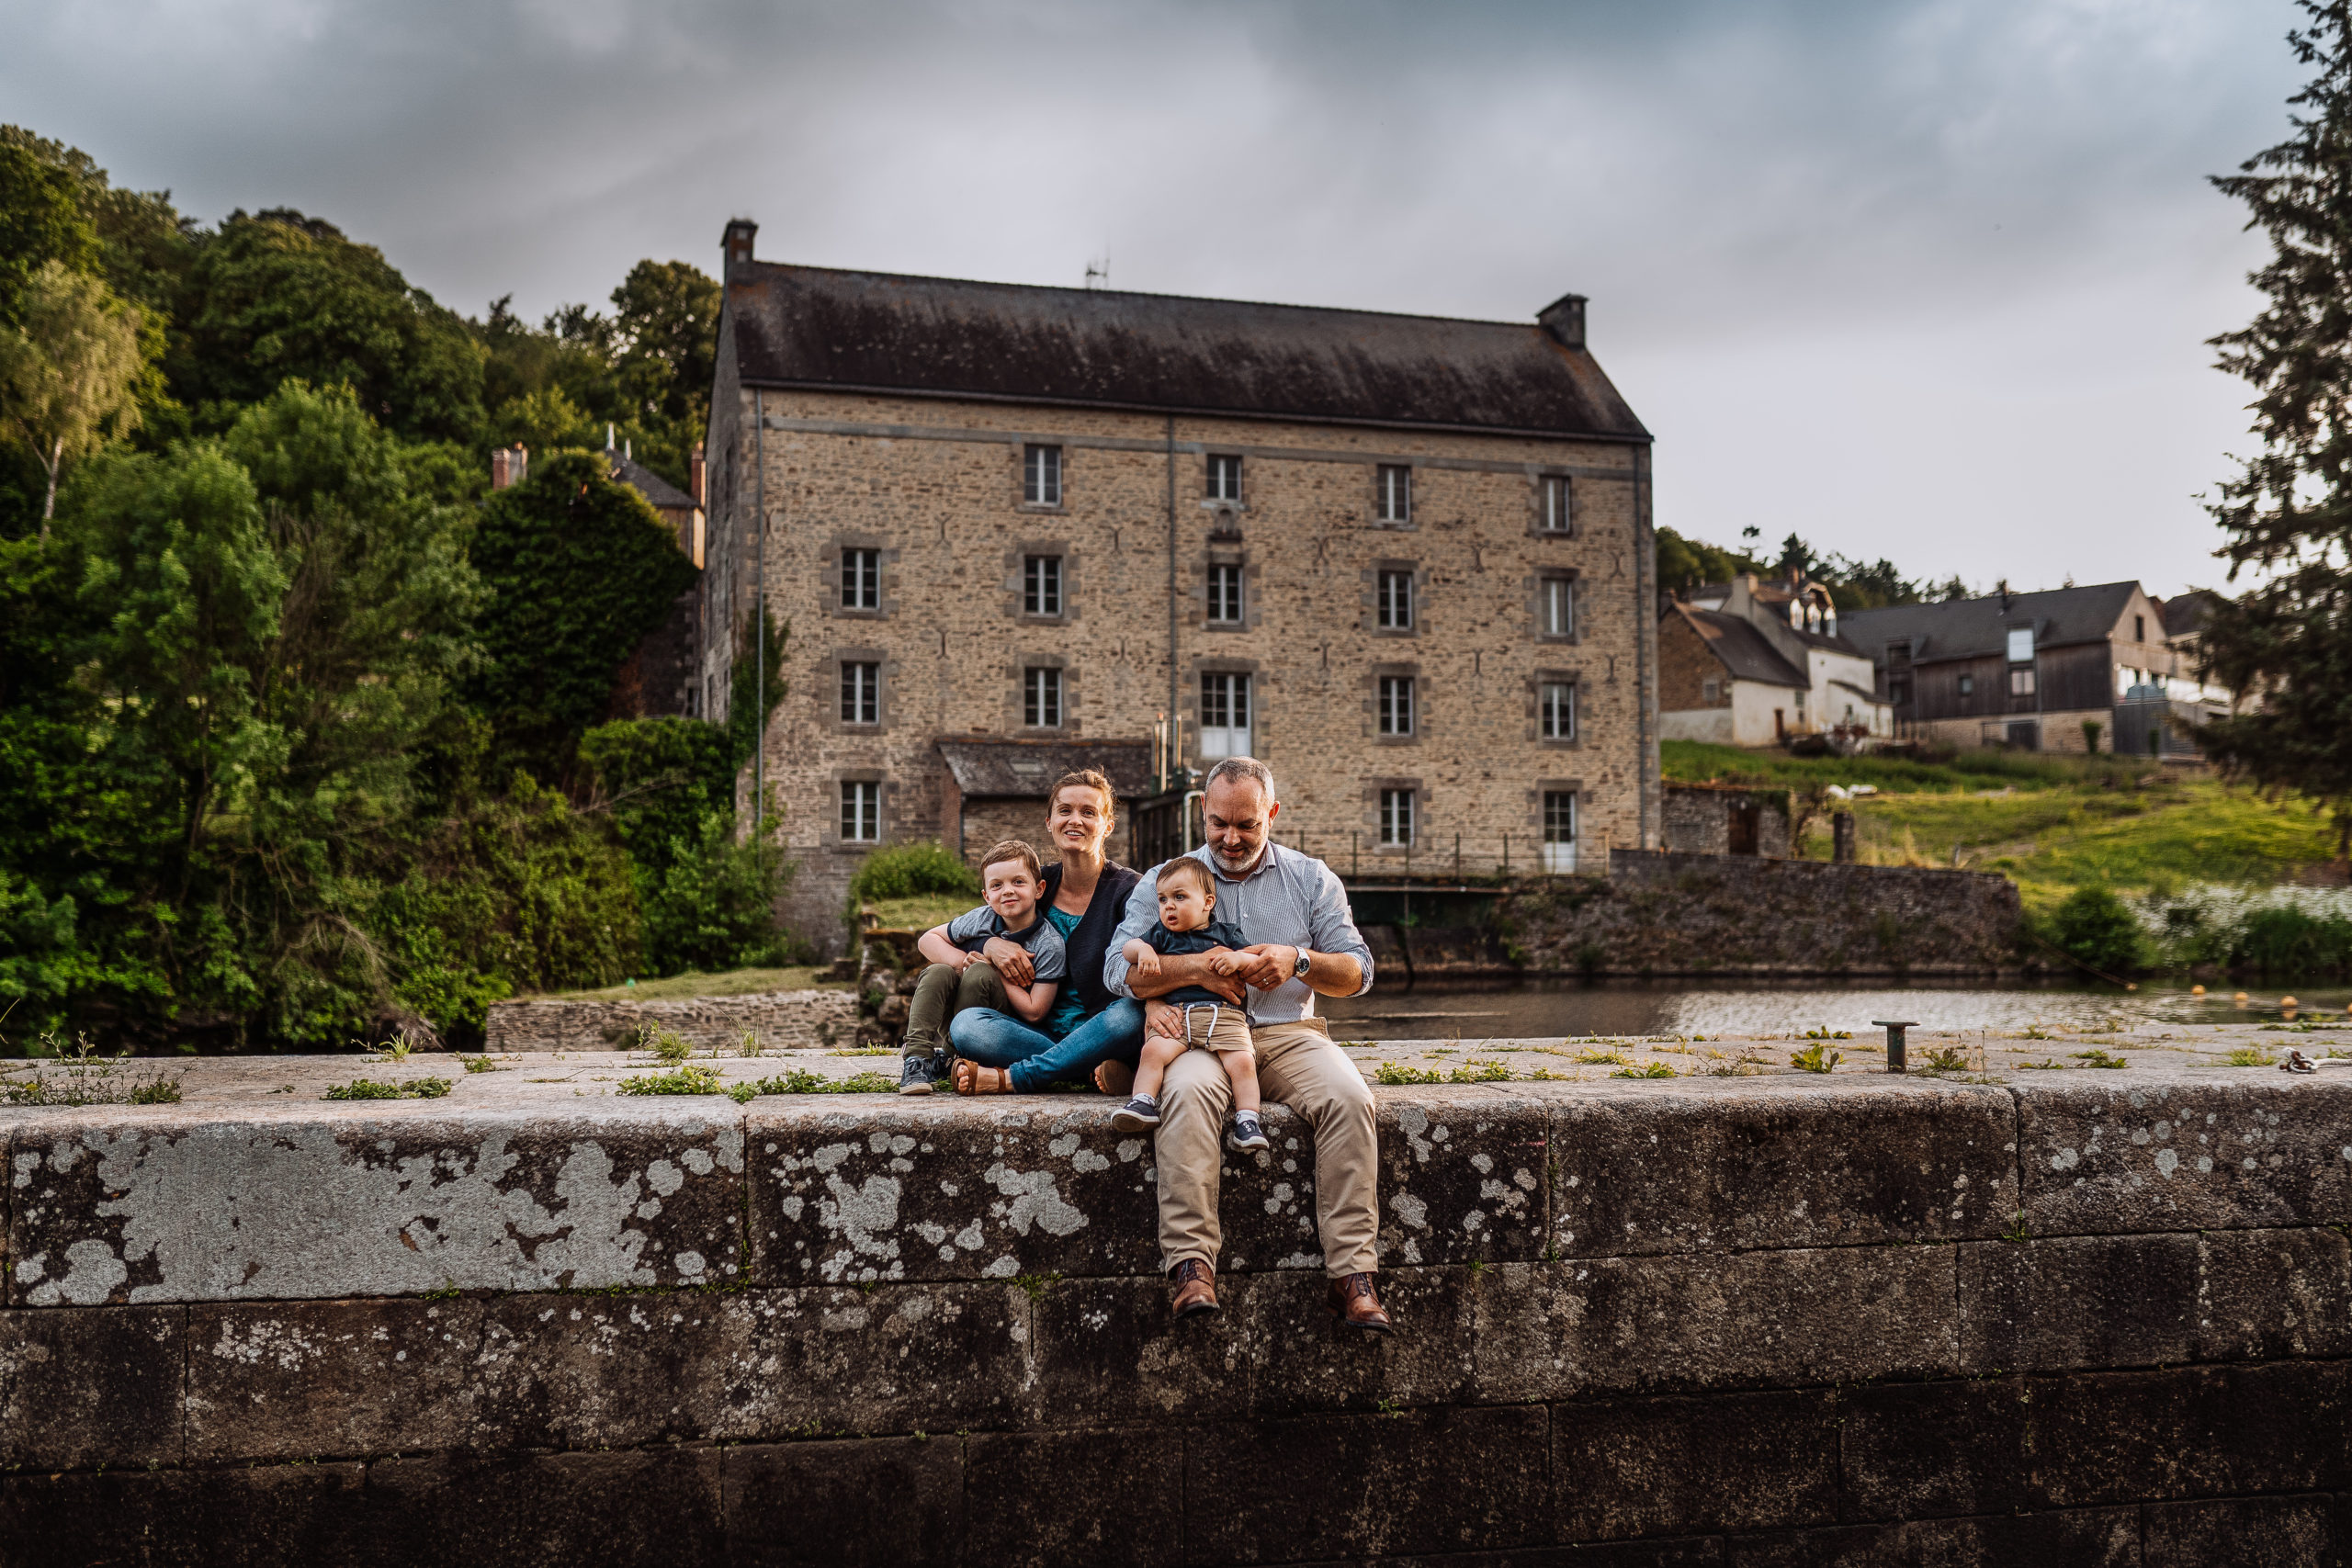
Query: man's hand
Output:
[[1145, 999, 1185, 1040], [1231, 943, 1301, 991], [980, 935, 1034, 987]]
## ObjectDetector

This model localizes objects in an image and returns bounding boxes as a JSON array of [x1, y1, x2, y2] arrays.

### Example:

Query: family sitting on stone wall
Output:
[[895, 757, 1391, 1331]]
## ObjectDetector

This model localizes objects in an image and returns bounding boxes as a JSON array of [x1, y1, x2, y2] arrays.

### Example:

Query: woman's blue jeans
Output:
[[948, 998, 1147, 1093]]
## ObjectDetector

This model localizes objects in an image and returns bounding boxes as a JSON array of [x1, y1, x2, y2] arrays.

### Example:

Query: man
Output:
[[1102, 756, 1390, 1332]]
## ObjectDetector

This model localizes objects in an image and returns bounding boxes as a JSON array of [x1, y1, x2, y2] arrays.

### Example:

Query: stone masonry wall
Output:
[[712, 389, 1657, 954], [1490, 851, 2023, 976], [482, 987, 860, 1053], [5, 1069, 2347, 1563]]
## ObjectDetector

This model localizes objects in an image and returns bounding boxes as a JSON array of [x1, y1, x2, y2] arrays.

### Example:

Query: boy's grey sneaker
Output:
[[1111, 1093, 1161, 1133], [1227, 1110, 1270, 1152], [899, 1054, 942, 1096]]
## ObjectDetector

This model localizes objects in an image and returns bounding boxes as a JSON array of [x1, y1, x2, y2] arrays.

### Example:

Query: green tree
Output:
[[0, 139, 96, 325], [610, 259, 721, 427], [0, 261, 149, 525], [169, 209, 484, 442], [2200, 1, 2352, 862], [465, 450, 700, 783]]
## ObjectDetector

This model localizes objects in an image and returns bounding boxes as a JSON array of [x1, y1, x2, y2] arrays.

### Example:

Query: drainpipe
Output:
[[1633, 444, 1659, 850], [753, 389, 765, 840], [1165, 415, 1179, 775]]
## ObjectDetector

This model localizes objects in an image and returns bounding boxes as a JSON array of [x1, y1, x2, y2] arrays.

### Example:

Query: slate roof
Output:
[[937, 739, 1156, 799], [1670, 604, 1806, 689], [610, 455, 696, 512], [1839, 581, 2141, 663], [2161, 589, 2225, 639], [723, 263, 1649, 440]]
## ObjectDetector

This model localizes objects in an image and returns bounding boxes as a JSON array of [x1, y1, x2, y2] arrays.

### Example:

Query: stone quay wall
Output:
[[5, 1069, 2347, 1564], [482, 987, 861, 1053], [1477, 850, 2025, 977]]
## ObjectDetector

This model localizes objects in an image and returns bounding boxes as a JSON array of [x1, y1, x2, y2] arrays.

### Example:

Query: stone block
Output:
[[1543, 1077, 2017, 1258], [2194, 1225, 2352, 1360], [1187, 1405, 1550, 1562], [188, 1297, 489, 1461], [1026, 1270, 1261, 1426], [2142, 1495, 2339, 1568], [1959, 1235, 2197, 1373], [724, 1436, 965, 1567], [0, 1304, 183, 1468], [1241, 1264, 1477, 1417], [722, 1282, 1036, 1438], [1838, 1377, 2031, 1522], [965, 1426, 1182, 1568], [474, 1290, 747, 1449], [746, 1100, 1159, 1286], [1552, 1390, 1837, 1542], [2016, 1074, 2352, 1237], [2219, 1359, 2352, 1495], [0, 1461, 369, 1568], [1476, 1247, 1959, 1404], [1720, 1508, 2141, 1567], [362, 1448, 725, 1566], [1373, 1092, 1549, 1268], [2022, 1368, 2235, 1509], [7, 1103, 745, 1304]]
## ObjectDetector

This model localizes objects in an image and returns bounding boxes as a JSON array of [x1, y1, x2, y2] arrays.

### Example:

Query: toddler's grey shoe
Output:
[[1227, 1110, 1269, 1152], [1111, 1093, 1162, 1132]]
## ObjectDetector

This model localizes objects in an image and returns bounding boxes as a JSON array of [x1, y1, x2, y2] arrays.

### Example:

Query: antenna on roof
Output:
[[1084, 254, 1110, 289]]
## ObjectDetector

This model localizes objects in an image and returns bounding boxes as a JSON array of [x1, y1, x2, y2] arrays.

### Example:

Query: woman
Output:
[[948, 770, 1147, 1094]]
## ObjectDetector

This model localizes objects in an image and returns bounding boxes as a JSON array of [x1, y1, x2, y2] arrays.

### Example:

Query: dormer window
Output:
[[2007, 627, 2035, 662]]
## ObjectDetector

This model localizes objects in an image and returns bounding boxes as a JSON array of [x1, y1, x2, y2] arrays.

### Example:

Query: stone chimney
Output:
[[491, 446, 528, 490], [1537, 292, 1587, 349], [723, 218, 758, 276], [690, 444, 707, 506]]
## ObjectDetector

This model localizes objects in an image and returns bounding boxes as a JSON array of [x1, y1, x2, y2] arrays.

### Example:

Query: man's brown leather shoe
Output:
[[1170, 1259, 1219, 1319], [1329, 1272, 1393, 1334]]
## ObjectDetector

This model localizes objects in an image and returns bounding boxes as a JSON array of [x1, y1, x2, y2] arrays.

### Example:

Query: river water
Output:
[[1321, 979, 2352, 1039]]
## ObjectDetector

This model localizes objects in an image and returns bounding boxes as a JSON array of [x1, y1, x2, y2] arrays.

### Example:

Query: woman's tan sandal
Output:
[[953, 1061, 1013, 1095]]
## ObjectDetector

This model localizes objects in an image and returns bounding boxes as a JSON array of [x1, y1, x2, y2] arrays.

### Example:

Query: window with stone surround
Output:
[[1206, 454, 1241, 502], [1023, 444, 1062, 506], [841, 548, 880, 611], [1539, 575, 1576, 639], [840, 781, 880, 843], [1024, 666, 1064, 729], [1542, 789, 1577, 873], [840, 661, 879, 725], [1377, 570, 1415, 631], [1200, 672, 1251, 758], [1207, 563, 1244, 625], [1023, 555, 1062, 617], [1540, 681, 1576, 741], [1379, 787, 1416, 848], [1538, 475, 1572, 535], [1378, 674, 1416, 737], [1375, 464, 1411, 525]]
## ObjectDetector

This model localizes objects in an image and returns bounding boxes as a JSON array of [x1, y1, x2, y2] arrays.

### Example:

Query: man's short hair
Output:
[[1155, 857, 1214, 897], [979, 839, 1042, 882], [1204, 756, 1275, 798]]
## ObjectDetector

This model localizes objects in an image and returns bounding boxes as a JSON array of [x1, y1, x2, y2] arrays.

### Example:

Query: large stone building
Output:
[[700, 222, 1660, 951]]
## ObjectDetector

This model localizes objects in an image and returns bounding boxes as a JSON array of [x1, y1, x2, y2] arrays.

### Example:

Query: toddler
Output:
[[1111, 858, 1267, 1152]]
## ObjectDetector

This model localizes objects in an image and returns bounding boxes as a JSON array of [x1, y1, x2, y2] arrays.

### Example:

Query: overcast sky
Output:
[[6, 0, 2313, 596]]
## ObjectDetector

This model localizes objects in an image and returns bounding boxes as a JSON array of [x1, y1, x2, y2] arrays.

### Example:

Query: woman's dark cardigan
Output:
[[1039, 861, 1143, 1016]]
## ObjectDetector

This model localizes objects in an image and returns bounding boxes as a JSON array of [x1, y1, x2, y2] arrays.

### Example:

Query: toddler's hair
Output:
[[1155, 858, 1214, 897], [980, 839, 1043, 882]]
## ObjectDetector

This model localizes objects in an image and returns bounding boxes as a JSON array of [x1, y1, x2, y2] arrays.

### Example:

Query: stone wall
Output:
[[1660, 782, 1793, 858], [1486, 851, 2022, 976], [5, 1069, 2346, 1563], [482, 987, 860, 1052]]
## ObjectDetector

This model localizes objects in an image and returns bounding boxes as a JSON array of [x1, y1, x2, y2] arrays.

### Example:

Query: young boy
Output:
[[1111, 858, 1268, 1152], [897, 840, 1066, 1093]]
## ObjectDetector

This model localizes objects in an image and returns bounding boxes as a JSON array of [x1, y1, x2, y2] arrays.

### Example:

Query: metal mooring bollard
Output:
[[1872, 1021, 1917, 1073]]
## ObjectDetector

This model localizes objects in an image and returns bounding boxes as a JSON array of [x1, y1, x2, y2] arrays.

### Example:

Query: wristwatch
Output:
[[1291, 948, 1312, 980]]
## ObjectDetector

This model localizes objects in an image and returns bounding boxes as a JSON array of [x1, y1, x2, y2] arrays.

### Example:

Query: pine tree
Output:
[[2202, 0, 2352, 862]]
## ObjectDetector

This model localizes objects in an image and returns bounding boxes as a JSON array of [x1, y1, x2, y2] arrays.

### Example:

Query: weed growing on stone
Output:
[[831, 1047, 893, 1056], [2226, 1046, 2276, 1067], [2018, 1058, 2067, 1070], [1576, 1046, 1629, 1066], [1426, 1047, 1457, 1055], [1611, 1062, 1675, 1079], [324, 1077, 453, 1100], [737, 1068, 898, 1096], [1374, 1062, 1444, 1085], [641, 1027, 695, 1066], [2002, 1212, 2031, 1243], [0, 1032, 185, 1106], [1920, 1045, 1972, 1075], [2018, 1026, 2054, 1041], [737, 1029, 763, 1058], [1802, 1027, 1854, 1041], [2072, 1049, 2128, 1068], [1450, 1060, 1512, 1083], [616, 1063, 724, 1095], [1523, 1067, 1569, 1080], [458, 1055, 502, 1074], [1790, 1043, 1840, 1073], [1012, 1272, 1062, 1301]]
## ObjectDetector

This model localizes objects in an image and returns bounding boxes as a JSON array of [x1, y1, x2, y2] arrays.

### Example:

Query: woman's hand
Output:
[[981, 935, 1035, 987]]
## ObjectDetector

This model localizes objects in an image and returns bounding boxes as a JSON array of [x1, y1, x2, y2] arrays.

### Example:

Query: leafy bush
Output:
[[2229, 906, 2352, 978], [849, 841, 978, 905], [2047, 886, 2145, 976]]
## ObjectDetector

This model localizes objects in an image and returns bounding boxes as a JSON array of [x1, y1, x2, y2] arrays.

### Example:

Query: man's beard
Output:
[[1210, 840, 1264, 875]]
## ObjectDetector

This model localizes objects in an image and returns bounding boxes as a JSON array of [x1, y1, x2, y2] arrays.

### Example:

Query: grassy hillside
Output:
[[1661, 741, 2339, 912]]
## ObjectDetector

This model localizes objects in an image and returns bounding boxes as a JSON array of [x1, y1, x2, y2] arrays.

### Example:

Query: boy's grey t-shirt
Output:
[[944, 906, 1069, 982]]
